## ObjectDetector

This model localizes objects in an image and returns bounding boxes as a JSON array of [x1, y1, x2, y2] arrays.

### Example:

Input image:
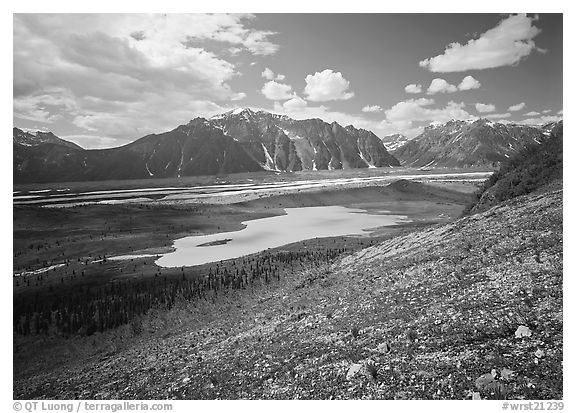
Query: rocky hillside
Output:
[[14, 183, 562, 400], [13, 109, 400, 184], [466, 121, 562, 214], [392, 119, 547, 169]]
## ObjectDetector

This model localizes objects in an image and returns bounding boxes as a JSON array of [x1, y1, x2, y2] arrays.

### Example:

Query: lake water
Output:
[[155, 206, 410, 268]]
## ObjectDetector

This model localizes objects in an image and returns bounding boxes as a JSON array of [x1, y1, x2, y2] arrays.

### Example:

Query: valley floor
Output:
[[13, 181, 562, 400]]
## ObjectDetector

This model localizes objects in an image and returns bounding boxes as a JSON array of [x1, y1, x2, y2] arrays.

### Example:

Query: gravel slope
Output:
[[14, 183, 562, 400]]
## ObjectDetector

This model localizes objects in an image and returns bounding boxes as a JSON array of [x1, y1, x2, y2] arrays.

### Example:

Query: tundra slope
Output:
[[13, 181, 562, 400]]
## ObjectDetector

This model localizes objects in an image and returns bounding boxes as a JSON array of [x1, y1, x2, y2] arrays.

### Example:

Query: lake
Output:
[[155, 205, 410, 267]]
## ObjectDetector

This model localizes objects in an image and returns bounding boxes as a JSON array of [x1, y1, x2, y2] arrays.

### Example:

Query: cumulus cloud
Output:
[[262, 67, 285, 81], [271, 97, 475, 141], [362, 105, 383, 113], [261, 81, 294, 100], [475, 103, 496, 113], [304, 69, 354, 102], [524, 111, 540, 116], [385, 98, 473, 124], [262, 68, 274, 80], [419, 14, 543, 72], [427, 78, 458, 95], [557, 110, 563, 115], [426, 76, 481, 95], [13, 14, 278, 144], [405, 84, 422, 94], [508, 102, 526, 111], [458, 75, 481, 91]]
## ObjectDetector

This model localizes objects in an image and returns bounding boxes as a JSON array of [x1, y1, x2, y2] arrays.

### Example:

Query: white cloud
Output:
[[282, 95, 308, 111], [385, 98, 473, 124], [271, 97, 476, 141], [518, 114, 562, 125], [524, 111, 540, 116], [261, 67, 286, 81], [261, 81, 294, 100], [558, 110, 563, 115], [458, 75, 481, 91], [485, 113, 511, 119], [419, 14, 543, 72], [427, 78, 458, 95], [262, 68, 275, 80], [304, 69, 354, 102], [13, 14, 278, 144], [508, 102, 526, 111], [377, 120, 425, 139], [542, 109, 552, 113], [475, 103, 496, 113], [404, 84, 422, 94], [362, 105, 383, 113]]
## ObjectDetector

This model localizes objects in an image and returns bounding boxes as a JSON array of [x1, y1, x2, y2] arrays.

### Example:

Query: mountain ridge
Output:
[[13, 109, 400, 184], [392, 118, 551, 169], [13, 111, 562, 183]]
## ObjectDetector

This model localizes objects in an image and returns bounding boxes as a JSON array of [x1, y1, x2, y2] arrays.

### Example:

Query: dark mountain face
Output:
[[13, 120, 263, 183], [210, 108, 400, 171], [13, 110, 400, 184], [392, 119, 545, 168]]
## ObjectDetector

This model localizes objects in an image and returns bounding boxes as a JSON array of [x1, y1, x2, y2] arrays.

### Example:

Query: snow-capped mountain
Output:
[[13, 128, 83, 150], [381, 134, 409, 152], [13, 109, 399, 184], [209, 108, 400, 171], [392, 119, 549, 168]]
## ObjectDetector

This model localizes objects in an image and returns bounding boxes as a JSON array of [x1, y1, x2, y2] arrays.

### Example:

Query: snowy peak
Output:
[[13, 127, 83, 150], [392, 119, 546, 169], [381, 134, 409, 152], [209, 109, 400, 171], [210, 107, 259, 121]]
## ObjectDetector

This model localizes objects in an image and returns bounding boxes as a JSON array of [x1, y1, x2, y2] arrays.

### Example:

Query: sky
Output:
[[13, 13, 563, 149]]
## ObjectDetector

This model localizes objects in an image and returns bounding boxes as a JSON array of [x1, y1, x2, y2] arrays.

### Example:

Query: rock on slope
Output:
[[13, 183, 562, 400]]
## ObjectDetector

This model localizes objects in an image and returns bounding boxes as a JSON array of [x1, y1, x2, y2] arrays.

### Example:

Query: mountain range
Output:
[[13, 109, 399, 183], [13, 109, 561, 184], [392, 119, 547, 168]]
